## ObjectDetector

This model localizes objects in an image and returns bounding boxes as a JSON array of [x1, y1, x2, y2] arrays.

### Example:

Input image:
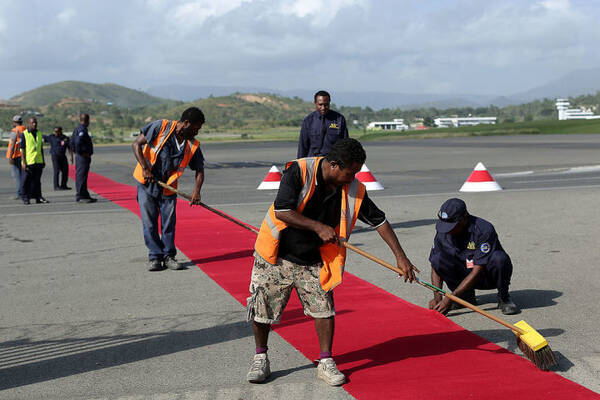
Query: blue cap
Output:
[[436, 198, 467, 233]]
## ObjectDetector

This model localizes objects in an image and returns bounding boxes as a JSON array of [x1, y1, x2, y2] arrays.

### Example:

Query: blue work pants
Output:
[[432, 250, 513, 299], [52, 154, 69, 189], [137, 184, 177, 261], [75, 154, 91, 200], [20, 163, 43, 201], [10, 157, 22, 197]]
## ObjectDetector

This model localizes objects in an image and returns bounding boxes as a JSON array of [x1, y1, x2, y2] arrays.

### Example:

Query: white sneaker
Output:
[[247, 353, 271, 383], [317, 357, 345, 386]]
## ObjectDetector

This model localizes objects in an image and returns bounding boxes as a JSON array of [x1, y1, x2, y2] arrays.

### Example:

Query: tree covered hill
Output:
[[10, 81, 176, 108]]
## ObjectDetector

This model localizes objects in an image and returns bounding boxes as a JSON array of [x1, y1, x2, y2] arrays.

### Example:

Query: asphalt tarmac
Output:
[[1, 134, 599, 399]]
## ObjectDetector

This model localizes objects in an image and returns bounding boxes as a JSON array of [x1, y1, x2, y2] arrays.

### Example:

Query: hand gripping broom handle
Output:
[[341, 241, 526, 336], [156, 181, 260, 234]]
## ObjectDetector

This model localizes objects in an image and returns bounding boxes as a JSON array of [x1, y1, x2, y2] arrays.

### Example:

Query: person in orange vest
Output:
[[132, 107, 205, 272], [246, 138, 418, 386], [6, 115, 26, 199]]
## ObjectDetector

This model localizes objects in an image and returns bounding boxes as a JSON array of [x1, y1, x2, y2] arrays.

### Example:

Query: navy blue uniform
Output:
[[44, 134, 70, 189], [137, 120, 205, 261], [71, 124, 94, 200], [429, 215, 513, 298], [297, 110, 348, 158]]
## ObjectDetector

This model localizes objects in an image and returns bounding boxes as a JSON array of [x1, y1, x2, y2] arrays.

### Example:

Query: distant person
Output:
[[132, 107, 206, 271], [71, 113, 96, 203], [44, 126, 73, 190], [428, 198, 520, 315], [297, 90, 349, 158], [6, 115, 26, 199], [19, 117, 48, 205]]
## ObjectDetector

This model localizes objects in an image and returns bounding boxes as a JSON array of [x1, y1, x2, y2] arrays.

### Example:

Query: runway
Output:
[[1, 134, 599, 399]]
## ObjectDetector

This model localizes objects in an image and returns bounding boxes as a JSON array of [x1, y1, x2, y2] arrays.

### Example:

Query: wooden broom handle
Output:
[[342, 241, 526, 335]]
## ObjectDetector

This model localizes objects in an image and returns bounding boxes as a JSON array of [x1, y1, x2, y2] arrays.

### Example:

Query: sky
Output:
[[1, 0, 599, 99]]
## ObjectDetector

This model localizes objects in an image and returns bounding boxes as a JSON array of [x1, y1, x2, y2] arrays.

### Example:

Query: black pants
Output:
[[432, 250, 513, 299], [75, 154, 91, 200], [52, 154, 69, 189], [20, 163, 43, 201]]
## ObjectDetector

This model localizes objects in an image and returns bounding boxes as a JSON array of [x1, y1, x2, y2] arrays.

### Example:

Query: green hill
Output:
[[10, 81, 175, 108]]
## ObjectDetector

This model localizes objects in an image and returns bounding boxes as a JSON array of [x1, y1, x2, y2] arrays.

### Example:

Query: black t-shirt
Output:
[[274, 159, 386, 265]]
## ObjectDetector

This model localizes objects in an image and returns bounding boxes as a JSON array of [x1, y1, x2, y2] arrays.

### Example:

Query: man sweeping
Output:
[[132, 107, 205, 272], [246, 138, 418, 386]]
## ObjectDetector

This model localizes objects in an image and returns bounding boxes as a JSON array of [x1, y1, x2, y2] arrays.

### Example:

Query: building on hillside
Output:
[[366, 118, 408, 131], [434, 116, 496, 128], [555, 98, 600, 120]]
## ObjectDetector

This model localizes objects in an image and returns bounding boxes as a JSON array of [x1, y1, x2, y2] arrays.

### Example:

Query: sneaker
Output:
[[164, 256, 183, 270], [36, 197, 49, 204], [77, 198, 97, 203], [147, 259, 164, 271], [247, 353, 271, 383], [317, 357, 345, 386], [498, 295, 520, 315]]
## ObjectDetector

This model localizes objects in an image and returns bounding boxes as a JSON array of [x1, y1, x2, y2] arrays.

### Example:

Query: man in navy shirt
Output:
[[297, 90, 349, 158], [71, 113, 96, 203], [44, 126, 73, 190], [428, 198, 519, 315], [132, 107, 206, 272]]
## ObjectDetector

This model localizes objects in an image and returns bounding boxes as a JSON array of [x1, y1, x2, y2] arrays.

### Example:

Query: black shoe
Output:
[[60, 186, 72, 190], [147, 259, 165, 271], [36, 197, 49, 204], [451, 289, 476, 310], [23, 199, 30, 205], [497, 295, 520, 315], [77, 198, 97, 203]]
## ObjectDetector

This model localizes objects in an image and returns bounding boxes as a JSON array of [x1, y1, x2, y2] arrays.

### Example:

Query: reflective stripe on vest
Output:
[[23, 130, 43, 165], [254, 157, 365, 291], [6, 125, 25, 159], [132, 120, 200, 195]]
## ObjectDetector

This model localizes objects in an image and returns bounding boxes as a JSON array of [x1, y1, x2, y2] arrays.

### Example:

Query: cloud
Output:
[[57, 8, 76, 24], [1, 0, 600, 98]]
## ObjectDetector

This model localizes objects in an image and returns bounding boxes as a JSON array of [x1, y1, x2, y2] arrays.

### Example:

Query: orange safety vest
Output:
[[254, 157, 365, 292], [6, 125, 25, 159], [132, 119, 201, 196]]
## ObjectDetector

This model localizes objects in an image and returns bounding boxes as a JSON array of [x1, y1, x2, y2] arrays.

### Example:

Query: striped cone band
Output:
[[459, 162, 502, 192], [355, 164, 384, 191], [257, 166, 282, 190]]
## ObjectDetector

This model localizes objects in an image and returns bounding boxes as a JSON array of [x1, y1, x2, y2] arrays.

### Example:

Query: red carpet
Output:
[[76, 169, 599, 399]]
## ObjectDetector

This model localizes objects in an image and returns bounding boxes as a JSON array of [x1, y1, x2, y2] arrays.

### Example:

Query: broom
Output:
[[341, 241, 558, 371], [158, 181, 557, 370]]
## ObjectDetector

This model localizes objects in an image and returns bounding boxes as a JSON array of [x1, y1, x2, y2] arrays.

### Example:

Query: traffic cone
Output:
[[459, 162, 502, 192], [355, 164, 384, 191], [257, 166, 282, 190]]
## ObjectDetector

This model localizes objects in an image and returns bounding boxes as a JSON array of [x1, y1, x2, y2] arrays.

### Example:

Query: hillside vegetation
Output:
[[10, 81, 176, 108], [2, 81, 600, 144]]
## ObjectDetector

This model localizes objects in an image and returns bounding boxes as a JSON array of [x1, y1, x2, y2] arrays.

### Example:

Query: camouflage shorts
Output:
[[246, 252, 335, 324]]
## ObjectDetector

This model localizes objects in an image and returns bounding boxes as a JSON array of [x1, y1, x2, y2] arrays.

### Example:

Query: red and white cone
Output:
[[257, 166, 282, 190], [355, 164, 384, 191], [459, 162, 502, 192]]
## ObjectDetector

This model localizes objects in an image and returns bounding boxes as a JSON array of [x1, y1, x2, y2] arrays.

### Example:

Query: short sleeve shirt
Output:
[[274, 159, 386, 265], [429, 216, 503, 273], [138, 120, 204, 197]]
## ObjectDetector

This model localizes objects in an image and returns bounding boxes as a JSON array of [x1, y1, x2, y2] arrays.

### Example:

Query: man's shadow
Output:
[[474, 289, 562, 311]]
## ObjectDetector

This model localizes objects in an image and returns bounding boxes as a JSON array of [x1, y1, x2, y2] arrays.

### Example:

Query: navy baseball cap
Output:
[[436, 198, 467, 233]]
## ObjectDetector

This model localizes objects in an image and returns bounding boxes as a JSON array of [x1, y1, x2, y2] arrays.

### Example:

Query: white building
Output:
[[434, 116, 496, 128], [367, 118, 408, 131], [555, 98, 600, 120]]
